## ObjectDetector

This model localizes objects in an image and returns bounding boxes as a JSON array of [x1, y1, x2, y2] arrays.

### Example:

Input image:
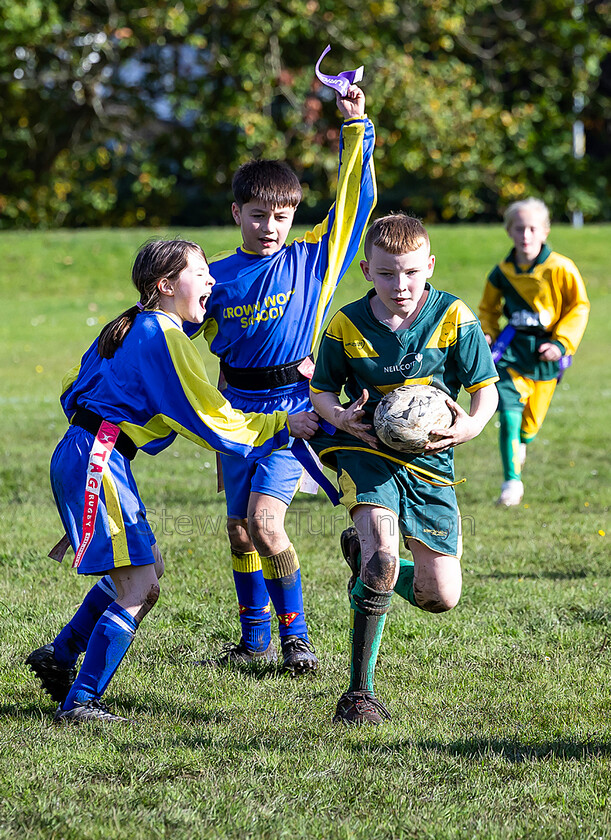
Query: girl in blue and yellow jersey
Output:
[[479, 199, 590, 507], [26, 239, 317, 724]]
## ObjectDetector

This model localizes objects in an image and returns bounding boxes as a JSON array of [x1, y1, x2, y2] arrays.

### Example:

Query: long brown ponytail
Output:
[[97, 238, 206, 359]]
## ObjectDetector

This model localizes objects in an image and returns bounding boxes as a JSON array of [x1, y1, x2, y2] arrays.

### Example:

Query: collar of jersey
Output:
[[507, 243, 551, 274], [238, 244, 287, 258], [152, 309, 183, 329]]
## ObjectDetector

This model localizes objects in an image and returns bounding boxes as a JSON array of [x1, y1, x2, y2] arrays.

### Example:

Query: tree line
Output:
[[1, 0, 609, 229]]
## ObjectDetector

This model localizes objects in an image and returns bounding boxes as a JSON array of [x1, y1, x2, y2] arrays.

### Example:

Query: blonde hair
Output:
[[363, 213, 429, 260], [504, 198, 550, 230]]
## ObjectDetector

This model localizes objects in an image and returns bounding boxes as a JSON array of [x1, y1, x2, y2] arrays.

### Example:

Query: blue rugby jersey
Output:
[[60, 310, 289, 457], [187, 117, 376, 371]]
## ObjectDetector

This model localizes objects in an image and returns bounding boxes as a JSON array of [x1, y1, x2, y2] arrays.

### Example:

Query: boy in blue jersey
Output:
[[309, 214, 499, 724], [192, 83, 376, 675], [479, 198, 590, 507], [25, 239, 317, 722]]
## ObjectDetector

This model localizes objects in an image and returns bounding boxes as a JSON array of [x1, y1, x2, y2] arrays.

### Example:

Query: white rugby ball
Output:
[[373, 384, 453, 453]]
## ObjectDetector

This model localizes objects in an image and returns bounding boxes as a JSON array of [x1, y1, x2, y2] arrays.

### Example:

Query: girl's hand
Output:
[[538, 341, 563, 362]]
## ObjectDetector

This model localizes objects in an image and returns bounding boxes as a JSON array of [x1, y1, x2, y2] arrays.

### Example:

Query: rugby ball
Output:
[[373, 384, 453, 453]]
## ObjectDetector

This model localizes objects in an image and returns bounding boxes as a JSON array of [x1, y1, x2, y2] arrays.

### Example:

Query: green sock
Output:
[[393, 557, 418, 607], [349, 545, 417, 606], [499, 410, 523, 481], [348, 578, 392, 694]]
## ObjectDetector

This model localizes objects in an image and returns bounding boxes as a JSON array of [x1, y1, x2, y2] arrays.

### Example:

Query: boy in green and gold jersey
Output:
[[479, 198, 590, 507], [309, 213, 498, 725]]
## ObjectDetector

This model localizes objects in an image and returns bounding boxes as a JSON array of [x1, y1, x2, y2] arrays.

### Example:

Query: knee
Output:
[[226, 518, 252, 553], [138, 582, 160, 621], [362, 550, 397, 591], [247, 514, 279, 555], [413, 579, 461, 613]]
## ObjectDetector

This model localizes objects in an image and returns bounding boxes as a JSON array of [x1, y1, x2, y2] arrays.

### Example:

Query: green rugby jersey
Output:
[[310, 286, 498, 481]]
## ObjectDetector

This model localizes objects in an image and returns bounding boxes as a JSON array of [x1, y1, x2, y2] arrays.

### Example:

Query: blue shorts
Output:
[[220, 381, 310, 519], [50, 425, 156, 575]]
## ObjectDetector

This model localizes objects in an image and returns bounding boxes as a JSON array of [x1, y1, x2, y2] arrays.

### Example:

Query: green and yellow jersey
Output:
[[310, 286, 498, 482], [479, 245, 590, 381]]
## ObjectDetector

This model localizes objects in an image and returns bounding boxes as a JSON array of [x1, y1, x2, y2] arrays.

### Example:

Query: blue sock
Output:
[[53, 575, 117, 668], [62, 601, 138, 710], [261, 546, 309, 640], [232, 551, 272, 651]]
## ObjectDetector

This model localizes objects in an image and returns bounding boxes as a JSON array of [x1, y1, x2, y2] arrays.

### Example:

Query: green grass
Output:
[[0, 225, 610, 840]]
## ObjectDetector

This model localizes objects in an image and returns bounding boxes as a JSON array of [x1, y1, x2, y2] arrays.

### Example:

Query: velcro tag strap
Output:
[[490, 325, 516, 363], [72, 420, 120, 568], [49, 533, 72, 563]]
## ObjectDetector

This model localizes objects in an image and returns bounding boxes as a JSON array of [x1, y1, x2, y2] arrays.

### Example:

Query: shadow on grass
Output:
[[0, 702, 56, 722], [476, 569, 590, 581], [352, 736, 611, 762]]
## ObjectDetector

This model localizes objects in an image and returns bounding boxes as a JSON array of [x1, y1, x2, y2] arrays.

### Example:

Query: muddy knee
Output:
[[413, 581, 461, 613], [362, 550, 397, 591], [134, 582, 160, 624]]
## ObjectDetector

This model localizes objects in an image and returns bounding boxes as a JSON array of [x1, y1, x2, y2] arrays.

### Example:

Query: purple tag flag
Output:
[[490, 325, 515, 364], [557, 354, 572, 382], [315, 44, 363, 97]]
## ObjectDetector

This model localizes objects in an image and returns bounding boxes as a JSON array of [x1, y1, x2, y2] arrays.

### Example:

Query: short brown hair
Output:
[[363, 213, 429, 260], [232, 159, 302, 209]]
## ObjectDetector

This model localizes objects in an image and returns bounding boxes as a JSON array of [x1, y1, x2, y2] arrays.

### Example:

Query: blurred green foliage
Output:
[[0, 0, 609, 228]]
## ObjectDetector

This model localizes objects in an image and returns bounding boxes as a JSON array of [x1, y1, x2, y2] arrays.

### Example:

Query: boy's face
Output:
[[361, 242, 435, 321], [506, 207, 550, 264], [232, 201, 296, 256]]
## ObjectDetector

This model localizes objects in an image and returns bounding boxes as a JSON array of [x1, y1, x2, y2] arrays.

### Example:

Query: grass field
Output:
[[0, 224, 609, 840]]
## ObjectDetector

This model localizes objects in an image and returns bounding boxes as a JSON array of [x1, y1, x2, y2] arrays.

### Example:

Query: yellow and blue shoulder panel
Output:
[[60, 311, 289, 457]]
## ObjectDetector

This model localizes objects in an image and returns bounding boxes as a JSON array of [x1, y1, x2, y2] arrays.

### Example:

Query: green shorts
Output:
[[334, 449, 461, 558]]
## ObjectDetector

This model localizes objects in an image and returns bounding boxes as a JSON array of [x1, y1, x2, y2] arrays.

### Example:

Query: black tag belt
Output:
[[71, 407, 138, 461], [220, 355, 313, 391]]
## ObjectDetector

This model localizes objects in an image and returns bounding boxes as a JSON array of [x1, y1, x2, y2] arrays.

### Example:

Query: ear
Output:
[[360, 259, 372, 282], [157, 277, 174, 297], [231, 202, 241, 226], [427, 254, 436, 277]]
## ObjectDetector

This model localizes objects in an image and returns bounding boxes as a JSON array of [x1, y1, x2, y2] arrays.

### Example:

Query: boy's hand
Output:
[[287, 410, 319, 440], [538, 341, 563, 362], [336, 85, 365, 120], [338, 389, 378, 447], [423, 398, 480, 453]]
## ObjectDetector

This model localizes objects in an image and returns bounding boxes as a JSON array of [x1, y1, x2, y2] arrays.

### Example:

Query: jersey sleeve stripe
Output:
[[464, 376, 499, 393]]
